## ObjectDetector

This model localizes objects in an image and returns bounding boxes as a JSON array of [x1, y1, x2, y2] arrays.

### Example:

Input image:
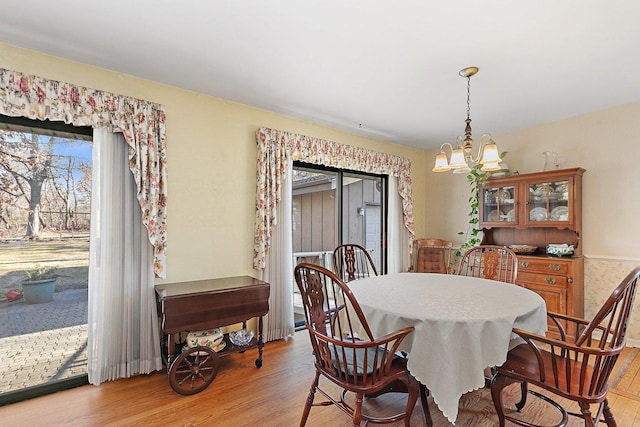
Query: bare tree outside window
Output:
[[0, 130, 91, 240]]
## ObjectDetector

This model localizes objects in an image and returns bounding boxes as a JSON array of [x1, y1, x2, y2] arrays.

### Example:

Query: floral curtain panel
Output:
[[254, 126, 415, 270], [0, 68, 168, 278]]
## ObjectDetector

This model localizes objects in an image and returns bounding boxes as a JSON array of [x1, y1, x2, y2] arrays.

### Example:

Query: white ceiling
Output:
[[1, 1, 639, 150]]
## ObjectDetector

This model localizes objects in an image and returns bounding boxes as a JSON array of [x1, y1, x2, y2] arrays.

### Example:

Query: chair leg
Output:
[[602, 399, 617, 427], [352, 392, 364, 426], [419, 384, 433, 427], [515, 381, 528, 411], [299, 372, 320, 427], [403, 377, 420, 427], [490, 373, 509, 427], [579, 402, 596, 427]]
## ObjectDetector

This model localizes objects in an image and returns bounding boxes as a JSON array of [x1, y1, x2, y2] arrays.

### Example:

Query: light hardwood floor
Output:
[[1, 330, 639, 426]]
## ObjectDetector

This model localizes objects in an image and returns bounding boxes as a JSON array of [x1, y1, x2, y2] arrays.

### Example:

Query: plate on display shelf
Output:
[[554, 182, 569, 193], [500, 209, 515, 221], [509, 245, 538, 254], [550, 206, 569, 221], [499, 189, 512, 203], [487, 210, 499, 221], [529, 207, 548, 221]]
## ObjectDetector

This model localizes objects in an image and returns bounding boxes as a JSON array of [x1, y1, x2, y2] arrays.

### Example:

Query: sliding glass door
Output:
[[291, 162, 386, 325], [292, 163, 386, 271], [340, 171, 385, 271], [0, 115, 92, 404]]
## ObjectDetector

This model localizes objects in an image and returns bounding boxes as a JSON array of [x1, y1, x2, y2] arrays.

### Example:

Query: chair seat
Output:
[[498, 344, 608, 403], [329, 342, 401, 376], [320, 354, 411, 392]]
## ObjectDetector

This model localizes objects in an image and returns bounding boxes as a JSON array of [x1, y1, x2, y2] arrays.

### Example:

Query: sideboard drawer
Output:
[[517, 271, 568, 287], [518, 258, 570, 275]]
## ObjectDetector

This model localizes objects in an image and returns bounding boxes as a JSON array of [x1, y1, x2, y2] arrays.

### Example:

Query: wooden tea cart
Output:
[[155, 276, 270, 395]]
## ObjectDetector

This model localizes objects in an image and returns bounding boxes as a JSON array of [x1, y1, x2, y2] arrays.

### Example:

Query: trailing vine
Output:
[[455, 152, 508, 260], [455, 164, 487, 258]]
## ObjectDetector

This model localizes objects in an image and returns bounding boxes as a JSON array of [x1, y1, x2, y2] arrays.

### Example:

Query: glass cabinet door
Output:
[[526, 179, 570, 224], [481, 185, 516, 224]]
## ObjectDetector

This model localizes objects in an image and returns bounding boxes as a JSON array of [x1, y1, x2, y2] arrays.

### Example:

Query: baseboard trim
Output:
[[627, 338, 640, 348]]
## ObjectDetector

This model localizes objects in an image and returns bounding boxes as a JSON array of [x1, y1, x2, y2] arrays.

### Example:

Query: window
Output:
[[0, 114, 92, 404]]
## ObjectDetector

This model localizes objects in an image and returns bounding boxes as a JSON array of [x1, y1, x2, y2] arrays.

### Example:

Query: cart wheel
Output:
[[255, 358, 263, 368], [168, 346, 219, 395]]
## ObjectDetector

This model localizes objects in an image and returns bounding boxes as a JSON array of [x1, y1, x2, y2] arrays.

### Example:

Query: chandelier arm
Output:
[[466, 148, 483, 164], [439, 142, 455, 152], [466, 134, 497, 164]]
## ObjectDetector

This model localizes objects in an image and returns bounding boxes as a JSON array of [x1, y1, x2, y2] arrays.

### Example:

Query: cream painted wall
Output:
[[424, 104, 640, 343], [2, 41, 638, 342], [0, 42, 427, 284]]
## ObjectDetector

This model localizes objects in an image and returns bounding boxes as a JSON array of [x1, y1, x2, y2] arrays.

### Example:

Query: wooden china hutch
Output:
[[479, 167, 585, 336]]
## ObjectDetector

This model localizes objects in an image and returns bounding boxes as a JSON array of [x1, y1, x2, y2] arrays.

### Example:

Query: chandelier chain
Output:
[[462, 73, 473, 150]]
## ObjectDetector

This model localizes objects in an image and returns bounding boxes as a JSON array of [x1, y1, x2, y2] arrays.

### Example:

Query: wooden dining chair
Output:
[[332, 243, 378, 283], [457, 245, 519, 385], [294, 262, 424, 427], [456, 244, 518, 284], [411, 238, 453, 274], [491, 266, 640, 427]]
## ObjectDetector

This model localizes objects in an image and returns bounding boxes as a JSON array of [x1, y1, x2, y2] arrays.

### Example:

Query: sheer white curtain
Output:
[[388, 176, 411, 273], [254, 128, 415, 341], [87, 129, 163, 385], [258, 165, 295, 342]]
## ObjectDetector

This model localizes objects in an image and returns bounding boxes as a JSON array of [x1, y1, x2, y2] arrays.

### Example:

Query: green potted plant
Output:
[[22, 264, 58, 304]]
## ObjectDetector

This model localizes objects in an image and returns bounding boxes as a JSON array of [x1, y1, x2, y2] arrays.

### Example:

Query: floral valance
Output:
[[254, 127, 414, 270], [0, 68, 168, 278]]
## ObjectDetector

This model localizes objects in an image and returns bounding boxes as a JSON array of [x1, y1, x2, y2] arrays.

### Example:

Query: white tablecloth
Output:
[[349, 273, 547, 424]]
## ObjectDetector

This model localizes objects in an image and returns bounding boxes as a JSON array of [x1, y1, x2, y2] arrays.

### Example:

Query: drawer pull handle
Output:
[[549, 264, 561, 271], [545, 277, 557, 285], [520, 262, 529, 268]]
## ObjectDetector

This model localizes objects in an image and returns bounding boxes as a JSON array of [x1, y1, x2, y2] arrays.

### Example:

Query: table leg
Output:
[[258, 316, 264, 359], [166, 333, 175, 366], [420, 384, 433, 427], [255, 316, 264, 368]]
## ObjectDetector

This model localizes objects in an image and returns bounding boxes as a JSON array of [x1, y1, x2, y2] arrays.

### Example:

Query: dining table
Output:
[[348, 272, 547, 424]]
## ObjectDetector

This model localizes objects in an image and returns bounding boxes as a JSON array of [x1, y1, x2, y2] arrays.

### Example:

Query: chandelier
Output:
[[432, 67, 501, 174]]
